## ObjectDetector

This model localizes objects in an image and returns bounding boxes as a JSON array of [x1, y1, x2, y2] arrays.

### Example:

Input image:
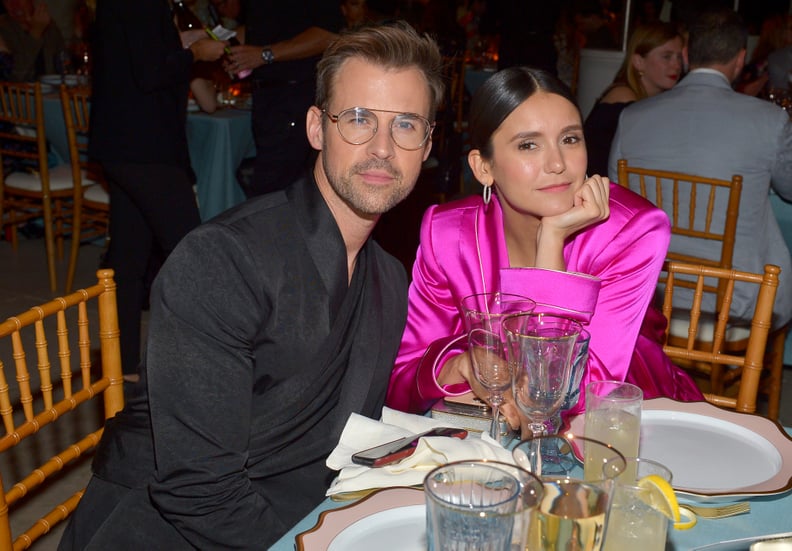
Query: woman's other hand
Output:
[[438, 352, 524, 432]]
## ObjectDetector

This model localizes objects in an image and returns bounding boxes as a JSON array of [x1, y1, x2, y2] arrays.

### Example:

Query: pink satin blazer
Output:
[[386, 184, 703, 415]]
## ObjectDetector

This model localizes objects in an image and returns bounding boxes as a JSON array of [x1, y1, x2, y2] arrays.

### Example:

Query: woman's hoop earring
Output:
[[482, 184, 492, 205]]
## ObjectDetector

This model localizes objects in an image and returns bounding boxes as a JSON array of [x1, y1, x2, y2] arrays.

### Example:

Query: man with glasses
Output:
[[58, 22, 444, 550]]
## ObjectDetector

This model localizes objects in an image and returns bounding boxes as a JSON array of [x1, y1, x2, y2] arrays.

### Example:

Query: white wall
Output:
[[577, 48, 625, 120]]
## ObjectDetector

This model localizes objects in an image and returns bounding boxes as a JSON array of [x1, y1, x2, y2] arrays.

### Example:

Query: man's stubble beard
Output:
[[322, 155, 415, 216]]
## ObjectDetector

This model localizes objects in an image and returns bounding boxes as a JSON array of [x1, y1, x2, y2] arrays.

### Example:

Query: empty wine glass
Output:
[[468, 328, 511, 442], [504, 313, 581, 439], [460, 292, 535, 442]]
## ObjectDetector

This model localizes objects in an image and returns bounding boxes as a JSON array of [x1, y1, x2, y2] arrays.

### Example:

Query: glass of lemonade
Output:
[[583, 381, 642, 480], [603, 458, 673, 551]]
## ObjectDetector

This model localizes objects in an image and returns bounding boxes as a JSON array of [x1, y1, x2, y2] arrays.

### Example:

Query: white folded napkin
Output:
[[326, 406, 514, 496]]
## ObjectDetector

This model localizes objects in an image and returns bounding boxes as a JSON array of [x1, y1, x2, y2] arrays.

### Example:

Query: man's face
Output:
[[308, 58, 433, 217]]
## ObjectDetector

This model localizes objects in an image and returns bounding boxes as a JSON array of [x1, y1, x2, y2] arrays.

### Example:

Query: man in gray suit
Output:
[[608, 8, 792, 327]]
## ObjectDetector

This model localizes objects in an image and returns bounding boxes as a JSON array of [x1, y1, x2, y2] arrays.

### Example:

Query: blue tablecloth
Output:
[[270, 426, 792, 550], [185, 108, 253, 221], [42, 95, 254, 222], [770, 192, 792, 365]]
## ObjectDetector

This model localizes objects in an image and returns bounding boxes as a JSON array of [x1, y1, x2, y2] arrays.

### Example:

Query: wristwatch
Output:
[[261, 48, 274, 65]]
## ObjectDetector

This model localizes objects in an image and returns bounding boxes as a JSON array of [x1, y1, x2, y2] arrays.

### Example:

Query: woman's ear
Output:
[[306, 106, 324, 150], [468, 149, 494, 186], [631, 53, 645, 74]]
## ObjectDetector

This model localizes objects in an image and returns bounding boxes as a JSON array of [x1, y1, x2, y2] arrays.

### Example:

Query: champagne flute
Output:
[[468, 328, 511, 441], [460, 292, 535, 442], [504, 313, 581, 438]]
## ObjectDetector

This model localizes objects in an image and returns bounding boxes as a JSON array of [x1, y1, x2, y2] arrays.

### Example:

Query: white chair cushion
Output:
[[5, 164, 76, 191], [669, 310, 752, 343], [83, 185, 109, 204]]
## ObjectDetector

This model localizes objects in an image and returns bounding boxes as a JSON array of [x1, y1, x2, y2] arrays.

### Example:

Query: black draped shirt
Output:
[[90, 176, 408, 548]]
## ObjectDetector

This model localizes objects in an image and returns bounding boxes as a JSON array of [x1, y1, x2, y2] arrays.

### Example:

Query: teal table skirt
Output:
[[42, 95, 254, 222]]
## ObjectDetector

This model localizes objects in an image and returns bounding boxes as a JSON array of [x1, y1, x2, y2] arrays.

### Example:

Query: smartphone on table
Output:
[[351, 427, 468, 467]]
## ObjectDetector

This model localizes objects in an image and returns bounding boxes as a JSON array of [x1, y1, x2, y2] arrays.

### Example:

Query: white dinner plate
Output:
[[568, 397, 792, 502], [40, 74, 79, 87], [327, 505, 425, 550], [296, 487, 425, 550]]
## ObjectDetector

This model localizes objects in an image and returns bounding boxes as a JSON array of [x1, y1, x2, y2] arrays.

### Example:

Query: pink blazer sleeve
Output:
[[560, 187, 672, 414]]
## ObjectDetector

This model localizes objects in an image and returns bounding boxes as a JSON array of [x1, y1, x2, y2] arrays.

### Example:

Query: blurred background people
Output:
[[0, 0, 64, 81], [574, 0, 619, 50], [768, 38, 792, 90], [399, 0, 465, 56], [488, 0, 561, 75], [89, 0, 226, 378], [225, 3, 342, 198], [341, 0, 371, 30], [585, 21, 683, 176], [737, 13, 792, 96], [190, 76, 217, 112], [609, 8, 792, 328]]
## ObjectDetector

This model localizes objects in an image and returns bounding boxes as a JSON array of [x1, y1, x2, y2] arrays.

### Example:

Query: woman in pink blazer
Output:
[[386, 67, 702, 429]]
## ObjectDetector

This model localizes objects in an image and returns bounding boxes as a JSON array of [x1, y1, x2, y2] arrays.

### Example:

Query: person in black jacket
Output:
[[59, 22, 444, 549], [88, 0, 226, 377]]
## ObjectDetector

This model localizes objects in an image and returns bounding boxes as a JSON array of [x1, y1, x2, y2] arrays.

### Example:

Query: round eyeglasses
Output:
[[322, 107, 434, 151]]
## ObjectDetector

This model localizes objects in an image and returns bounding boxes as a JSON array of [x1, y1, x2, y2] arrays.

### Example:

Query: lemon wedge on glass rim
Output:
[[636, 474, 697, 530]]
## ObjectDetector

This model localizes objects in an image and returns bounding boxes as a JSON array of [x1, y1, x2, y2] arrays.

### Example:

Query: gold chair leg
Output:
[[65, 198, 83, 293], [42, 195, 57, 293], [766, 325, 788, 421]]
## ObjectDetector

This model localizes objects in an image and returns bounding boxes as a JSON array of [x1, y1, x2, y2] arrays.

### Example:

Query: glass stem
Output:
[[529, 421, 547, 438], [489, 403, 501, 442]]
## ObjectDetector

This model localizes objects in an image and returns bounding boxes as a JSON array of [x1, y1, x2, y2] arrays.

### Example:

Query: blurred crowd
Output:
[[8, 1, 791, 97]]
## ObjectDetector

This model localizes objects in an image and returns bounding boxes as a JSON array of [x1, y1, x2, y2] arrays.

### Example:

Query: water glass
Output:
[[603, 458, 673, 551], [584, 381, 642, 480], [424, 460, 543, 551], [549, 328, 591, 433], [513, 435, 626, 551]]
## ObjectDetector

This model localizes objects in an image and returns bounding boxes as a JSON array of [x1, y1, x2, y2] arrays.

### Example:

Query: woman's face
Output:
[[473, 91, 587, 219], [634, 36, 684, 96]]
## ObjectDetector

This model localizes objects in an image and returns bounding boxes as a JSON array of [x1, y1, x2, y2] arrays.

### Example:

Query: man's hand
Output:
[[180, 29, 207, 49], [189, 38, 228, 63], [226, 45, 267, 73], [27, 1, 52, 39]]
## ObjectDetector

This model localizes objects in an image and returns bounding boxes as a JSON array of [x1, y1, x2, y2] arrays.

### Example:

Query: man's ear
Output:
[[306, 106, 324, 150]]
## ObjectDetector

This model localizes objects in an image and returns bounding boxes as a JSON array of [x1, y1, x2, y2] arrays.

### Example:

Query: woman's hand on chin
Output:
[[542, 174, 611, 238]]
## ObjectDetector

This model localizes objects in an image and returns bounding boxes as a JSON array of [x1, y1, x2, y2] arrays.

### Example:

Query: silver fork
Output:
[[680, 501, 751, 519]]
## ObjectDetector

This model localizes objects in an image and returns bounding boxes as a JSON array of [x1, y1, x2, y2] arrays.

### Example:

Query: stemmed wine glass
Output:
[[460, 292, 535, 442], [467, 327, 511, 442], [504, 312, 581, 438]]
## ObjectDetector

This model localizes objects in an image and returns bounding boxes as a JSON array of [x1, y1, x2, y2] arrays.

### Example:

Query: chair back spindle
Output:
[[0, 269, 124, 550]]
